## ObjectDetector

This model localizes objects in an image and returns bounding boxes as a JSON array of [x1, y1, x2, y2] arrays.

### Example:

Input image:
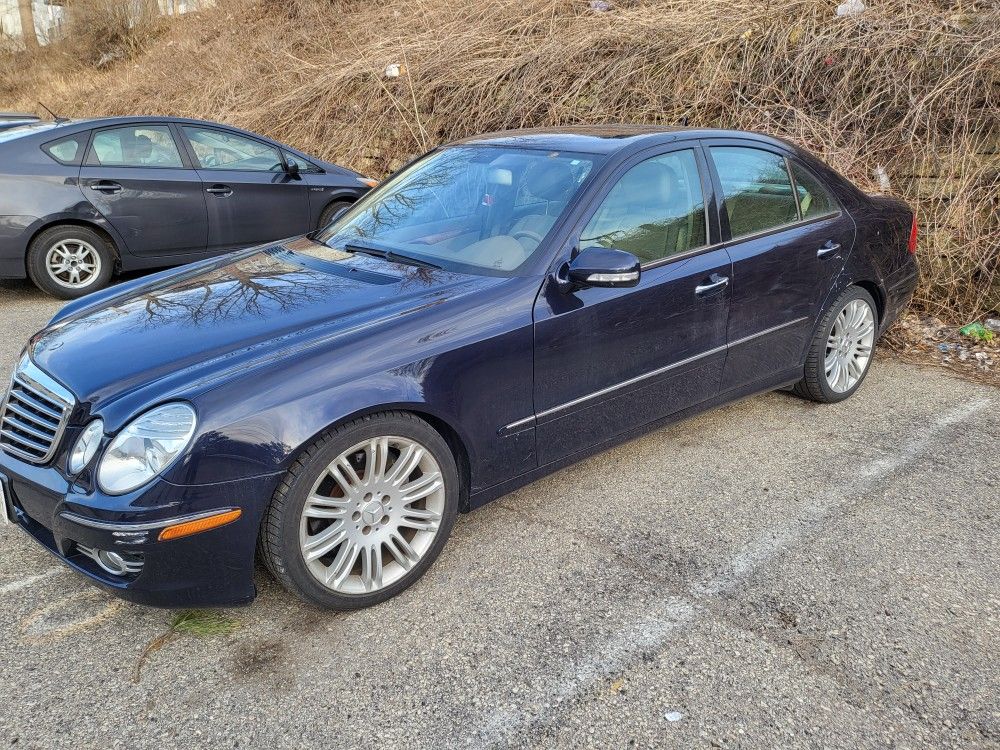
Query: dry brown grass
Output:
[[1, 0, 997, 320]]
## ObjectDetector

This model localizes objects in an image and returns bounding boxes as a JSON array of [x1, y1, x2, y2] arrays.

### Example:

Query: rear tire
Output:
[[27, 225, 115, 300], [793, 285, 878, 403], [259, 411, 459, 610]]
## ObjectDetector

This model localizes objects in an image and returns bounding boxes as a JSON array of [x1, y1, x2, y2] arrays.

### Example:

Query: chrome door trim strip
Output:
[[499, 316, 810, 436], [728, 316, 809, 348], [59, 507, 238, 533]]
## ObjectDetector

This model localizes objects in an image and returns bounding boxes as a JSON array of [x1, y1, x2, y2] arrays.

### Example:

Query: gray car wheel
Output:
[[27, 225, 115, 299]]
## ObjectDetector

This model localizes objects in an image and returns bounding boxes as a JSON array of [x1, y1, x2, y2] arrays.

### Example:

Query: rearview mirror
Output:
[[565, 246, 641, 289], [285, 159, 300, 177]]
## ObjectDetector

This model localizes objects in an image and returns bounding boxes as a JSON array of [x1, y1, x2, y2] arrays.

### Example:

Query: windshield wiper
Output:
[[344, 242, 441, 270]]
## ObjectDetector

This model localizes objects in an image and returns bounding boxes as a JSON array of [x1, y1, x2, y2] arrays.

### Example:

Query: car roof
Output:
[[451, 125, 799, 155]]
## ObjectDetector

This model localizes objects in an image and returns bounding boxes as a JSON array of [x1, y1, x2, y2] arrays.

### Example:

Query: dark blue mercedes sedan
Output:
[[0, 116, 374, 299], [0, 126, 919, 610]]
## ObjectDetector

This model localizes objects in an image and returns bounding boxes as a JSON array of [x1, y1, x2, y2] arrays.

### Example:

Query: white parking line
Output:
[[471, 396, 992, 749], [0, 567, 62, 595]]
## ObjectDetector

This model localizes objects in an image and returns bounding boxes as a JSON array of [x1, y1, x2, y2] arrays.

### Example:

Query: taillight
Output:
[[907, 214, 918, 254]]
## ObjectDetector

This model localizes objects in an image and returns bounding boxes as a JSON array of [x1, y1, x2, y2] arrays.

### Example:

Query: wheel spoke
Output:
[[385, 532, 418, 570], [303, 521, 347, 561], [303, 494, 351, 519], [328, 457, 361, 496], [365, 437, 390, 484], [326, 540, 360, 587], [361, 545, 383, 591], [399, 506, 441, 532], [386, 443, 422, 486], [400, 471, 442, 503]]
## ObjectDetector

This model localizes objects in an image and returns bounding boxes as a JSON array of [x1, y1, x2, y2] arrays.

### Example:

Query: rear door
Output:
[[79, 123, 208, 256], [178, 125, 311, 251], [705, 141, 855, 392]]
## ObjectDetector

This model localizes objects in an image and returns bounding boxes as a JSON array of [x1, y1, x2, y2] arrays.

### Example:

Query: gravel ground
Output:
[[0, 277, 998, 750]]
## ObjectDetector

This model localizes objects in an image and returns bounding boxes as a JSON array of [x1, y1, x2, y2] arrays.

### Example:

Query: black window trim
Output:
[[83, 122, 191, 170], [40, 131, 91, 167], [785, 155, 841, 223], [704, 141, 843, 245], [178, 124, 285, 173]]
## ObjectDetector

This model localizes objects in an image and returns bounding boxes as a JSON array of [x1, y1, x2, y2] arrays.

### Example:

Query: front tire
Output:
[[317, 200, 353, 231], [27, 225, 115, 300], [793, 285, 878, 403], [259, 412, 459, 610]]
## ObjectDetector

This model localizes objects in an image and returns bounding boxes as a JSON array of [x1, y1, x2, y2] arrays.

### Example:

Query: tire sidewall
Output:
[[813, 286, 878, 402], [317, 200, 352, 231], [273, 414, 459, 610], [27, 226, 115, 299]]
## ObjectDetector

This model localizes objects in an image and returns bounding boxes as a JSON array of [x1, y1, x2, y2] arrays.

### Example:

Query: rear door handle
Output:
[[206, 185, 233, 197], [817, 241, 841, 258], [89, 181, 122, 194], [695, 274, 729, 295]]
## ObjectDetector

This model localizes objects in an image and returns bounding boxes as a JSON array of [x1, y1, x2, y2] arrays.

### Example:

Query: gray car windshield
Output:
[[316, 146, 602, 276]]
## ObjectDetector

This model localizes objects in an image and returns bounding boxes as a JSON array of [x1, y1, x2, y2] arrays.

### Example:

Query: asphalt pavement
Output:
[[1, 277, 997, 749]]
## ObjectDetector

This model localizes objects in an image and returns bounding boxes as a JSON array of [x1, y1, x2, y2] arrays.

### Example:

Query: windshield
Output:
[[0, 121, 62, 143], [315, 146, 602, 276]]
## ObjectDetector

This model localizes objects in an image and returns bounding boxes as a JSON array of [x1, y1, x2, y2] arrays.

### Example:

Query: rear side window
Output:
[[87, 125, 184, 168], [789, 160, 836, 219], [710, 147, 798, 239], [42, 135, 86, 165]]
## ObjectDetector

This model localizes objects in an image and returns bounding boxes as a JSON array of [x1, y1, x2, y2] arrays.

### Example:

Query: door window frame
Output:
[[176, 124, 289, 173], [562, 142, 720, 273], [83, 122, 194, 170], [701, 138, 843, 245]]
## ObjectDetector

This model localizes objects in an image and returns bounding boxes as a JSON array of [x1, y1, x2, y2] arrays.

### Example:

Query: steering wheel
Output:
[[205, 147, 241, 168], [512, 228, 544, 246]]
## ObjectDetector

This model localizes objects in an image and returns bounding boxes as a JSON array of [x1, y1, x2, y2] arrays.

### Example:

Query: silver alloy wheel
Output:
[[44, 240, 102, 289], [825, 298, 876, 393], [299, 436, 445, 595]]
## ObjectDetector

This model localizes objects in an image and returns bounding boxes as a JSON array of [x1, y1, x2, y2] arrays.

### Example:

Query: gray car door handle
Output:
[[89, 182, 122, 194], [206, 185, 233, 197], [817, 242, 841, 258], [695, 274, 729, 295]]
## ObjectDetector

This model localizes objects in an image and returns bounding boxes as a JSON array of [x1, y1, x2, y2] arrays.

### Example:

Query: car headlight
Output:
[[68, 419, 104, 474], [97, 403, 197, 495]]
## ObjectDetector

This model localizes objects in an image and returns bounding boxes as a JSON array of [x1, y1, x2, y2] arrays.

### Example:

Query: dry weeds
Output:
[[1, 0, 997, 320]]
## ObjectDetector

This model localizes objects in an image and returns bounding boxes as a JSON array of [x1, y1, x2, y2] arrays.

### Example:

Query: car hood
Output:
[[30, 238, 501, 415]]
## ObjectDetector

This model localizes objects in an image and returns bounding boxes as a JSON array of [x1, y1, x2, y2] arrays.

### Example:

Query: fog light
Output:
[[77, 543, 144, 576]]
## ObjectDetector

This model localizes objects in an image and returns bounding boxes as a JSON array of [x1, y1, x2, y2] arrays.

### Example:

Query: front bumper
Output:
[[0, 451, 283, 608]]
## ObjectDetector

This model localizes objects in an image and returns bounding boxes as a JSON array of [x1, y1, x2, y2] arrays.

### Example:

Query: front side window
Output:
[[711, 147, 798, 239], [182, 126, 283, 171], [283, 150, 321, 173], [42, 134, 86, 165], [580, 149, 707, 264], [315, 146, 601, 277], [789, 160, 836, 219], [87, 125, 183, 168]]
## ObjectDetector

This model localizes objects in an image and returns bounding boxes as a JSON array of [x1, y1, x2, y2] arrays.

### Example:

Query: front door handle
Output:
[[695, 274, 729, 295], [206, 185, 233, 197], [89, 181, 122, 194], [817, 241, 841, 258]]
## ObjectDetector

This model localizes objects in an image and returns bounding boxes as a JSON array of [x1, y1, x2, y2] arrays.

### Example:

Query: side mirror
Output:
[[285, 159, 301, 178], [565, 246, 641, 289]]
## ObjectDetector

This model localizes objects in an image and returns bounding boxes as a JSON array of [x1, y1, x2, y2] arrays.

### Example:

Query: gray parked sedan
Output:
[[0, 116, 375, 298]]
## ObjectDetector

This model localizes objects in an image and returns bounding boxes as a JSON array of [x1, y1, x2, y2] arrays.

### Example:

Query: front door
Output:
[[532, 146, 732, 466], [79, 123, 208, 256], [179, 125, 311, 251], [704, 143, 856, 392]]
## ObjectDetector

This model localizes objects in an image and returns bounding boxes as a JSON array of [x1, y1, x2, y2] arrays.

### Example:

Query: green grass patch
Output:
[[170, 610, 241, 637]]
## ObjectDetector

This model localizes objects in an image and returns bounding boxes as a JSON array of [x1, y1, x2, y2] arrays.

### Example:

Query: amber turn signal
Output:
[[158, 509, 242, 542]]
